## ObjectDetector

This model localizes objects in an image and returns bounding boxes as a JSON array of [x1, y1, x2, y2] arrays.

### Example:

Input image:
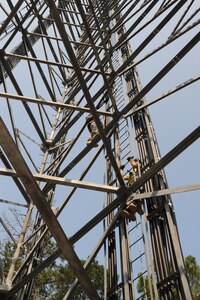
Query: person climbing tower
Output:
[[85, 114, 99, 147], [120, 197, 144, 222], [120, 156, 144, 221], [119, 156, 141, 185]]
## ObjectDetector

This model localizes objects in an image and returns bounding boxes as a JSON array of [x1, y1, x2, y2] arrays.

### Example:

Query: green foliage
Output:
[[34, 259, 105, 300], [185, 255, 200, 300], [0, 240, 23, 280], [0, 240, 15, 276], [137, 272, 153, 300], [1, 238, 200, 299], [0, 240, 105, 299]]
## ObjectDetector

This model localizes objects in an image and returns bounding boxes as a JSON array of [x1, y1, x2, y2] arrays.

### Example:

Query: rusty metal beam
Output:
[[0, 198, 27, 208], [125, 183, 200, 201], [4, 51, 110, 75], [0, 92, 112, 117], [0, 167, 119, 194]]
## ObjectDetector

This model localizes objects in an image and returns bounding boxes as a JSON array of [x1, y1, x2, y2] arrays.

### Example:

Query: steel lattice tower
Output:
[[0, 1, 199, 299]]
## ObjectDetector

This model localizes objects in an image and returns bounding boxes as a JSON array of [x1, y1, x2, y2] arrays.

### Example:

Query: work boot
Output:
[[137, 204, 144, 216], [128, 203, 138, 213], [121, 210, 136, 221]]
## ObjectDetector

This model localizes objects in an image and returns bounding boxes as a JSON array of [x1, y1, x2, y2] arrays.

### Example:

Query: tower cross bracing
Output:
[[0, 1, 200, 299]]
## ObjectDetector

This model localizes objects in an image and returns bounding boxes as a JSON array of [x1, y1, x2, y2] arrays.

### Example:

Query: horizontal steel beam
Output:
[[0, 92, 112, 117], [27, 31, 104, 49], [0, 198, 28, 208], [0, 168, 119, 194], [44, 17, 106, 32], [4, 52, 110, 75], [127, 183, 200, 201]]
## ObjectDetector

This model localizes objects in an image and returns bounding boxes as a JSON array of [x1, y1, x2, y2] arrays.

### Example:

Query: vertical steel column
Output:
[[116, 16, 192, 300]]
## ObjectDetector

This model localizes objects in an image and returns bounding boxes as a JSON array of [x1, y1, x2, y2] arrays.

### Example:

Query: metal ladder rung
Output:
[[128, 221, 141, 233], [119, 127, 128, 136], [115, 81, 123, 88], [113, 56, 119, 61], [118, 120, 126, 128], [136, 291, 149, 300], [131, 252, 145, 264], [121, 144, 130, 152], [120, 136, 129, 146], [106, 105, 113, 110], [116, 95, 124, 106], [117, 103, 125, 109], [120, 140, 129, 148], [133, 270, 147, 282], [118, 104, 126, 110], [116, 98, 125, 106], [115, 87, 124, 94], [113, 61, 119, 67], [121, 152, 131, 160], [130, 236, 143, 248], [116, 97, 125, 104], [119, 119, 126, 125], [119, 124, 127, 132], [119, 124, 129, 132], [120, 131, 129, 139], [115, 89, 124, 96], [109, 178, 117, 186]]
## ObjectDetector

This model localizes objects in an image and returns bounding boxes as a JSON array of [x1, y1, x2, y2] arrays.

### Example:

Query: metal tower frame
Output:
[[0, 1, 199, 299]]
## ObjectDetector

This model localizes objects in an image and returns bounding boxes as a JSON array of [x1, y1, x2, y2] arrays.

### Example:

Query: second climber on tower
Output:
[[120, 156, 144, 221]]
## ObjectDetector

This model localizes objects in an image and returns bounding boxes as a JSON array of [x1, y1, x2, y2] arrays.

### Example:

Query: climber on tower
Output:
[[120, 156, 144, 221], [85, 114, 99, 147]]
